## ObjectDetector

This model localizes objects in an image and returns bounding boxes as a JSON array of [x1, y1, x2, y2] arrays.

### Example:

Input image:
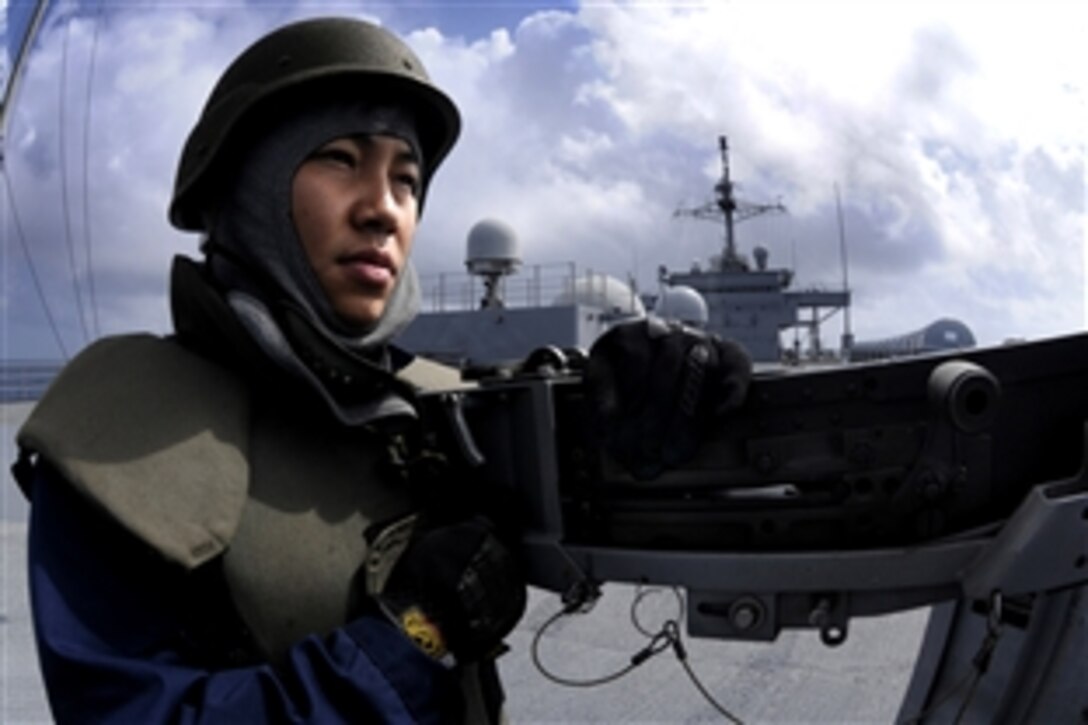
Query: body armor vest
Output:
[[17, 334, 497, 720]]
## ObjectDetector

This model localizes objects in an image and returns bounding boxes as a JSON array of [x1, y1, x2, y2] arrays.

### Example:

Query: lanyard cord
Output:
[[530, 585, 745, 723], [898, 590, 1005, 725]]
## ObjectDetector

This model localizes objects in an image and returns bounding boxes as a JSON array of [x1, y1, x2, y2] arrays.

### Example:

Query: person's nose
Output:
[[349, 173, 400, 240]]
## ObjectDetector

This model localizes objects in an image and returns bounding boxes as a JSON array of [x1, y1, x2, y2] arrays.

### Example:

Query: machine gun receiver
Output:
[[416, 332, 1088, 644]]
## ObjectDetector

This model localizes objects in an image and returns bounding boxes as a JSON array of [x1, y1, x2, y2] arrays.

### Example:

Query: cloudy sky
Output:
[[1, 0, 1084, 360]]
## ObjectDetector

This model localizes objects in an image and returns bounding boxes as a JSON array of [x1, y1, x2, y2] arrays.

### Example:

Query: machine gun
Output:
[[416, 332, 1088, 721]]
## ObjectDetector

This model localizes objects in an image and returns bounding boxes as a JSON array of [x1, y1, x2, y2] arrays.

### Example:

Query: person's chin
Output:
[[335, 300, 385, 331]]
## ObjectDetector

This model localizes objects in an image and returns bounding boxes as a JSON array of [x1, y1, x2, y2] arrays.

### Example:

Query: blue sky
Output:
[[385, 1, 578, 39], [1, 0, 1085, 360]]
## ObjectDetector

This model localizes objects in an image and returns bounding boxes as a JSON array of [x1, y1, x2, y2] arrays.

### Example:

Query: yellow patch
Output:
[[400, 607, 448, 659]]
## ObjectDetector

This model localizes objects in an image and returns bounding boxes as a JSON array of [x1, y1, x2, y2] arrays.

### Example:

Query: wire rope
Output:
[[531, 585, 744, 723], [530, 607, 640, 688], [2, 167, 70, 360], [898, 592, 1005, 725], [57, 17, 91, 345], [80, 2, 104, 338], [897, 665, 978, 725]]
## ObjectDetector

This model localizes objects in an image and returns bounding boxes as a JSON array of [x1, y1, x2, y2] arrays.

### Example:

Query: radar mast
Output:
[[673, 135, 787, 270]]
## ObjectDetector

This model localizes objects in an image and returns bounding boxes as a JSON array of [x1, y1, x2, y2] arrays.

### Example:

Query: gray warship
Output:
[[396, 135, 975, 368]]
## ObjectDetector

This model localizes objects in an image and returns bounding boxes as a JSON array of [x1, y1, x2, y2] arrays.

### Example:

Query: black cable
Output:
[[630, 583, 685, 637], [898, 592, 1004, 725], [897, 666, 978, 725], [530, 586, 745, 722], [530, 606, 640, 688], [951, 670, 984, 725], [677, 652, 744, 724]]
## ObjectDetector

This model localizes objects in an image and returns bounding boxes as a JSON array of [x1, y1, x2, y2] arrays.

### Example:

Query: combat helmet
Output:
[[169, 17, 461, 231]]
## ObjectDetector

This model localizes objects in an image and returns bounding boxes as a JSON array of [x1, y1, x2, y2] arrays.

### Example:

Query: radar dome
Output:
[[654, 285, 708, 327], [466, 218, 521, 277], [753, 245, 769, 271], [553, 275, 646, 317]]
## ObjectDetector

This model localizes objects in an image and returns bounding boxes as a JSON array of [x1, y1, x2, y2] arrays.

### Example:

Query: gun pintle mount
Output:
[[417, 334, 1088, 645]]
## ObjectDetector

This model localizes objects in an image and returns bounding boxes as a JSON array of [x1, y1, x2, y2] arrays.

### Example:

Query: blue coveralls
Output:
[[26, 450, 462, 724]]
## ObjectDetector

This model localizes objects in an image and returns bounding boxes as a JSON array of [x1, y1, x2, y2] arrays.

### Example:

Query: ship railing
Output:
[[0, 360, 65, 403], [417, 262, 630, 312]]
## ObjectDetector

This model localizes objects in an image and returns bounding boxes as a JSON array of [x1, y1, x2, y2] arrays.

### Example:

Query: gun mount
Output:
[[417, 332, 1088, 721]]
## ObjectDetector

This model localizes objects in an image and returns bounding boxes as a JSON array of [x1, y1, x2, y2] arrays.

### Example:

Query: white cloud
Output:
[[2, 0, 1084, 359], [554, 1, 1085, 345]]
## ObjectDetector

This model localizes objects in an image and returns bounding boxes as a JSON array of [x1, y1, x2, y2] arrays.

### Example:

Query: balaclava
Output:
[[206, 99, 426, 423]]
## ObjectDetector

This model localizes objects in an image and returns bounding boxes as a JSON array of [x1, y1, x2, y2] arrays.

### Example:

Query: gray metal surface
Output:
[[398, 304, 613, 368], [501, 585, 929, 723], [0, 519, 928, 724]]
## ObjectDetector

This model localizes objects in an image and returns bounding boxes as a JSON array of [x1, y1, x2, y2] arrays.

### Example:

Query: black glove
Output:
[[377, 516, 526, 665], [585, 318, 751, 479]]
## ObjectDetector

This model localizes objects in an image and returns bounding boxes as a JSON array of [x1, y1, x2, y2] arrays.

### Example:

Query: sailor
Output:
[[14, 17, 525, 723]]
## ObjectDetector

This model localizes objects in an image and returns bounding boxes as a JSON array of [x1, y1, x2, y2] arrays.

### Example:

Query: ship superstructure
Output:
[[396, 219, 644, 367], [396, 136, 979, 368], [662, 136, 850, 363], [398, 136, 854, 366]]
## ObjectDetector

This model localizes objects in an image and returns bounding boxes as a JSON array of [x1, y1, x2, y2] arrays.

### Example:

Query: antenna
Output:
[[673, 135, 787, 271], [835, 183, 853, 358], [791, 237, 800, 357], [1, 0, 75, 361]]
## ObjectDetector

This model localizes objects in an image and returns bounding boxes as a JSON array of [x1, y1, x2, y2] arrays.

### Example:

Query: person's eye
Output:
[[395, 171, 421, 197], [314, 146, 357, 167]]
